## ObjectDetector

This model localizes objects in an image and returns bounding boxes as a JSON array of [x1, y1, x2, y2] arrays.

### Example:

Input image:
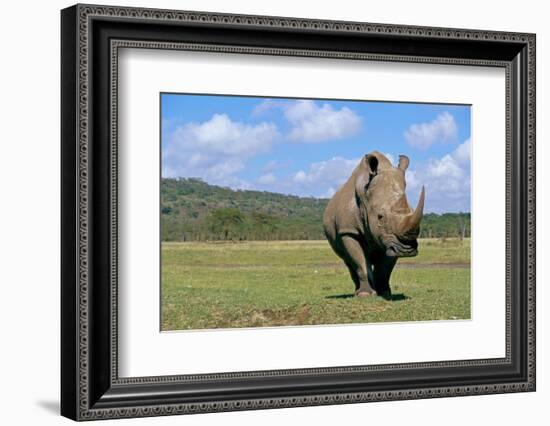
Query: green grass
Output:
[[161, 238, 471, 331]]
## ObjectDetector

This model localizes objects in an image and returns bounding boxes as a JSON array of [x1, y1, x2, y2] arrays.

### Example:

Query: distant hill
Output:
[[161, 178, 470, 241]]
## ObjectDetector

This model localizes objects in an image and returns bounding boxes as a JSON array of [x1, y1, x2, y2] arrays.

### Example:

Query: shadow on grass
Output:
[[388, 293, 409, 301], [325, 293, 355, 299], [326, 293, 409, 301]]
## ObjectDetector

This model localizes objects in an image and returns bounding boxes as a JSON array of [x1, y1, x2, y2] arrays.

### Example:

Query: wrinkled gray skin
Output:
[[323, 151, 425, 298]]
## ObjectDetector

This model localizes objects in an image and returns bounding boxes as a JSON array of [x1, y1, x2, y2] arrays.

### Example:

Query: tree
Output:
[[250, 211, 278, 240], [457, 214, 468, 240], [160, 178, 471, 242], [205, 208, 245, 240]]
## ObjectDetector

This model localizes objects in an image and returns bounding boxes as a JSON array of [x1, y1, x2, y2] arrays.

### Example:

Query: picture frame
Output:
[[60, 3, 536, 421]]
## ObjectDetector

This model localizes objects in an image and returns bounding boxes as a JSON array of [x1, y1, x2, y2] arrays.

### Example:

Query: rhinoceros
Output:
[[323, 151, 425, 298]]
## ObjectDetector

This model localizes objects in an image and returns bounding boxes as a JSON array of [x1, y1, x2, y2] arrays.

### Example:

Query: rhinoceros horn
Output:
[[399, 186, 425, 236]]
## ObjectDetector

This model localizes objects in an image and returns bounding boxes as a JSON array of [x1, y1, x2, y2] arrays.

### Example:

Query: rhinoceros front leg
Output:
[[339, 235, 377, 297], [373, 255, 397, 299]]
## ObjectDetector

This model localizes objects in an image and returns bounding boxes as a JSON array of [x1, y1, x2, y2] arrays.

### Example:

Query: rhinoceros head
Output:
[[354, 151, 425, 258]]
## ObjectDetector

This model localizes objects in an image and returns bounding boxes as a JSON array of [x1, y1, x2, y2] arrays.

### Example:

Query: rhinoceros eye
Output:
[[378, 214, 385, 221]]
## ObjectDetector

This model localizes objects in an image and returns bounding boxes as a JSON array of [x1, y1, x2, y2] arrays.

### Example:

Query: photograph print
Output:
[[160, 94, 471, 331]]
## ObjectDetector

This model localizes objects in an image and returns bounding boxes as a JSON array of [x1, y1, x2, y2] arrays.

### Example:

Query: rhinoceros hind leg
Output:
[[339, 235, 377, 296], [344, 261, 361, 291]]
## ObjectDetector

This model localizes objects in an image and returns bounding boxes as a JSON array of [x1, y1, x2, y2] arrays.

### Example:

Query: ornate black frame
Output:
[[61, 4, 536, 421]]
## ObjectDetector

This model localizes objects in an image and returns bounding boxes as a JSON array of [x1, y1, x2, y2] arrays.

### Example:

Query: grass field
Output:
[[161, 238, 471, 331]]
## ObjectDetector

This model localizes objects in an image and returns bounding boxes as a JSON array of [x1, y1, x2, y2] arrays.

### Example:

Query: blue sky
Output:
[[161, 94, 471, 213]]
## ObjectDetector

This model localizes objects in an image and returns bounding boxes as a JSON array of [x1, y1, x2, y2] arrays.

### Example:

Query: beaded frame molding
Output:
[[61, 4, 536, 421]]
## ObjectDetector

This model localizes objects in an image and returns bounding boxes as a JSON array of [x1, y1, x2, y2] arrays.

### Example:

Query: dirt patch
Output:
[[245, 305, 311, 327]]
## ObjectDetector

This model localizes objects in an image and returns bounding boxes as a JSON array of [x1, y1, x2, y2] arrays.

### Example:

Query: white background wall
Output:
[[0, 0, 546, 424]]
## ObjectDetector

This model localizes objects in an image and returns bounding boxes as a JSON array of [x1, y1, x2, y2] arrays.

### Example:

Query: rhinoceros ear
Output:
[[355, 154, 378, 195], [398, 155, 409, 171], [364, 153, 378, 176]]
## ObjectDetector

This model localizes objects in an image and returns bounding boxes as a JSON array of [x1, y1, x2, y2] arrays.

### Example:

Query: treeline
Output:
[[161, 178, 470, 241], [419, 213, 471, 239]]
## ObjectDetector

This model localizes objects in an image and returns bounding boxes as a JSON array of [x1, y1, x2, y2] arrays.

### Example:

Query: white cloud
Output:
[[168, 113, 278, 156], [384, 153, 395, 166], [405, 139, 471, 213], [404, 112, 458, 149], [251, 99, 283, 116], [268, 144, 470, 208], [253, 157, 360, 198], [289, 157, 360, 197], [452, 138, 471, 165], [324, 187, 337, 198], [282, 145, 470, 208], [405, 169, 418, 188], [284, 100, 361, 143], [258, 173, 276, 185], [427, 154, 463, 179], [162, 113, 279, 187], [293, 170, 307, 183]]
